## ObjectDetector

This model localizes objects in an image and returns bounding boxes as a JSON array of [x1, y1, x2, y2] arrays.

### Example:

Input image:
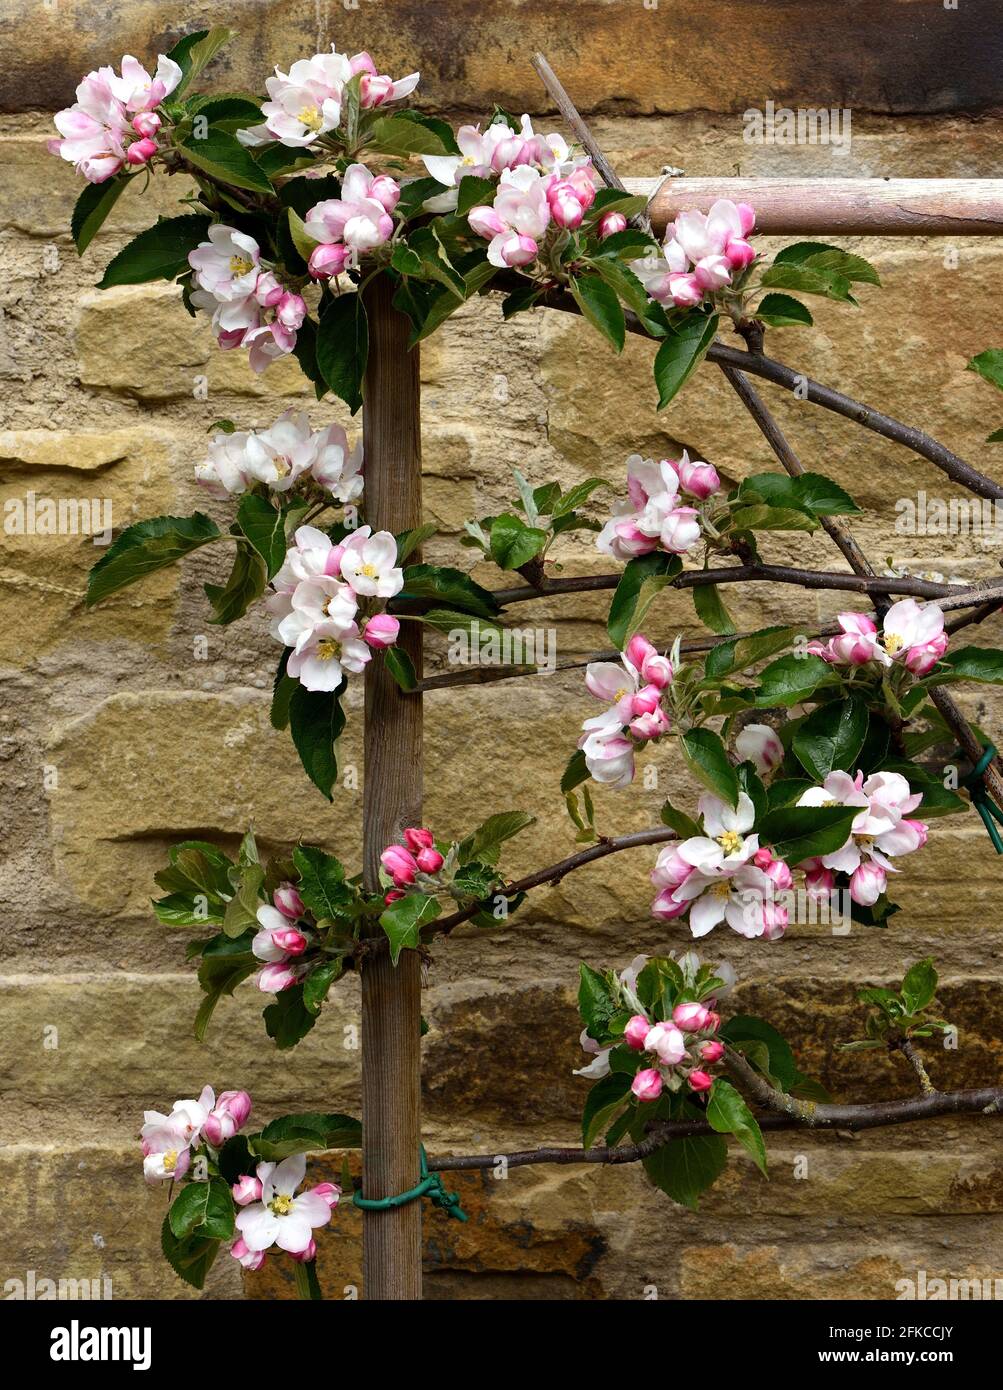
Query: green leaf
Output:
[[303, 959, 345, 1015], [642, 1132, 728, 1210], [98, 214, 211, 289], [755, 292, 813, 328], [578, 963, 619, 1042], [222, 862, 265, 938], [902, 958, 937, 1013], [793, 472, 861, 516], [792, 695, 868, 780], [755, 804, 858, 864], [204, 543, 267, 625], [704, 626, 798, 680], [194, 950, 256, 1041], [160, 1213, 220, 1291], [931, 645, 1003, 685], [488, 512, 548, 569], [263, 985, 317, 1050], [169, 26, 233, 98], [251, 1112, 362, 1161], [384, 646, 417, 691], [659, 799, 701, 839], [367, 110, 459, 157], [71, 176, 131, 254], [316, 291, 368, 414], [181, 128, 274, 192], [550, 478, 607, 518], [288, 682, 347, 800], [693, 583, 736, 635], [773, 241, 880, 286], [456, 174, 496, 216], [760, 259, 854, 304], [720, 1015, 800, 1091], [681, 728, 739, 808], [379, 893, 440, 964], [561, 748, 590, 793], [395, 563, 500, 618], [169, 1177, 235, 1241], [458, 811, 536, 865], [292, 844, 350, 920], [582, 1073, 632, 1148], [653, 311, 719, 409], [86, 512, 221, 606], [607, 552, 678, 648], [569, 273, 625, 352], [729, 503, 818, 533], [967, 349, 1003, 392], [755, 653, 831, 707], [706, 1078, 768, 1175], [188, 95, 264, 130], [237, 495, 287, 579], [152, 892, 225, 928], [270, 650, 296, 731]]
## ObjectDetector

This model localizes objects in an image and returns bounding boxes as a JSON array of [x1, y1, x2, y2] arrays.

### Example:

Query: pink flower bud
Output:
[[254, 271, 284, 307], [673, 1001, 709, 1031], [548, 181, 585, 229], [631, 1068, 663, 1102], [651, 888, 689, 920], [403, 827, 435, 853], [467, 205, 507, 239], [624, 1014, 651, 1050], [567, 166, 598, 209], [308, 242, 350, 279], [273, 883, 305, 919], [688, 1069, 714, 1093], [645, 1021, 687, 1066], [904, 632, 948, 676], [850, 860, 886, 906], [415, 847, 444, 875], [676, 456, 721, 500], [761, 901, 789, 941], [764, 858, 793, 892], [667, 272, 704, 307], [126, 137, 157, 165], [500, 232, 539, 267], [725, 237, 756, 269], [736, 723, 784, 777], [257, 962, 299, 993], [651, 847, 692, 892], [369, 175, 401, 212], [902, 818, 928, 848], [312, 1181, 342, 1209], [231, 1237, 266, 1270], [276, 291, 307, 329], [363, 613, 400, 649], [700, 1039, 725, 1064], [272, 926, 308, 956], [736, 202, 756, 236], [598, 211, 628, 239], [629, 706, 669, 740], [204, 1089, 254, 1145], [703, 1011, 721, 1033], [381, 844, 418, 887], [217, 328, 247, 351], [232, 1174, 263, 1206], [132, 111, 161, 138], [289, 1238, 318, 1262], [220, 1090, 252, 1127], [384, 888, 405, 904], [360, 73, 393, 107], [804, 864, 835, 901]]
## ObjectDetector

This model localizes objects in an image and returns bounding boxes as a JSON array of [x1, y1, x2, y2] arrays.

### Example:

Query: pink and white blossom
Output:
[[237, 47, 354, 147], [338, 526, 404, 598], [234, 1154, 334, 1255], [735, 722, 784, 777]]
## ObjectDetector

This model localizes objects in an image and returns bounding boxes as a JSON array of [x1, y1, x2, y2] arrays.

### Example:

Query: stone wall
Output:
[[2, 1, 1002, 1300]]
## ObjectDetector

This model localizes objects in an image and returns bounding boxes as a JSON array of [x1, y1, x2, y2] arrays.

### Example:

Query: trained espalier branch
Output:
[[52, 29, 1003, 1298]]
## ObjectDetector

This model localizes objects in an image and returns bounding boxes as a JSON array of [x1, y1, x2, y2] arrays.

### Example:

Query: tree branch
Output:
[[426, 1086, 1003, 1173]]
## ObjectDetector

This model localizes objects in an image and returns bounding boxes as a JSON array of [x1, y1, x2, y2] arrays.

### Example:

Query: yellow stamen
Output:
[[298, 105, 323, 132], [711, 881, 732, 898], [229, 254, 253, 276], [316, 638, 341, 661], [162, 1150, 178, 1172], [269, 1193, 294, 1216], [716, 830, 743, 855], [360, 562, 378, 578], [884, 633, 904, 655]]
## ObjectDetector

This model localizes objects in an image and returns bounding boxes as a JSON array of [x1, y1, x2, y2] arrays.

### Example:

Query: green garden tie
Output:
[[960, 744, 1003, 854], [352, 1145, 468, 1221]]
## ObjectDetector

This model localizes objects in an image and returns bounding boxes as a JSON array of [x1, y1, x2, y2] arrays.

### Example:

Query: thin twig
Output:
[[893, 1039, 938, 1096]]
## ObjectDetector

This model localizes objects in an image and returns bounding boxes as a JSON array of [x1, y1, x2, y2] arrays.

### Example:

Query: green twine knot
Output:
[[960, 744, 1003, 854], [352, 1145, 468, 1222]]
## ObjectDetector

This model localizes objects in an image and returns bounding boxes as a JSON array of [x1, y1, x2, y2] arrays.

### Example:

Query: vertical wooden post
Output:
[[360, 272, 424, 1300]]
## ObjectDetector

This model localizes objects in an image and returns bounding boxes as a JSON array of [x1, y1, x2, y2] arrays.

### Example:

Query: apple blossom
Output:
[[312, 422, 364, 502], [109, 53, 182, 111], [257, 961, 303, 993], [624, 1014, 651, 1050], [308, 242, 351, 279], [273, 883, 305, 919], [142, 1128, 191, 1184], [253, 904, 300, 963], [189, 226, 263, 302], [230, 1236, 266, 1270], [644, 1021, 687, 1066], [274, 525, 345, 589], [403, 827, 435, 852], [131, 110, 161, 139], [305, 166, 400, 254], [735, 722, 784, 777], [203, 1090, 253, 1146], [625, 634, 674, 689], [673, 1001, 710, 1031], [675, 451, 721, 500], [631, 1068, 663, 1102], [578, 710, 636, 787], [286, 619, 372, 692], [598, 211, 628, 239], [469, 166, 552, 268], [660, 506, 702, 554], [312, 1182, 342, 1209], [688, 1070, 714, 1093], [49, 70, 131, 183], [232, 1175, 263, 1206], [700, 1040, 725, 1064], [237, 47, 353, 147], [382, 844, 418, 888], [338, 526, 404, 598], [234, 1154, 334, 1255], [348, 50, 420, 108], [796, 769, 926, 901], [363, 613, 400, 649]]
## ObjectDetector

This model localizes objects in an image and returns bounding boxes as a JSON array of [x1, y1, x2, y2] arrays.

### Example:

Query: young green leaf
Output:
[[380, 893, 440, 964], [653, 311, 719, 408], [569, 273, 626, 353], [97, 214, 211, 288], [681, 728, 739, 808], [86, 512, 221, 605]]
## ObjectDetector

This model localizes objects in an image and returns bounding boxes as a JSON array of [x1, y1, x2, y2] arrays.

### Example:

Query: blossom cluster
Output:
[[231, 1155, 339, 1269], [49, 53, 180, 182], [267, 523, 403, 693], [305, 164, 402, 275], [237, 46, 419, 148], [580, 634, 675, 786], [252, 881, 310, 994], [381, 827, 445, 902], [808, 599, 948, 677], [596, 452, 722, 563], [196, 409, 363, 502], [466, 159, 602, 268], [141, 1084, 252, 1183], [630, 198, 756, 309], [188, 225, 308, 373]]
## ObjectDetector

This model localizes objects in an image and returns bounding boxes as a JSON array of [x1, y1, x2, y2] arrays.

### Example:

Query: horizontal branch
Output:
[[426, 1086, 1003, 1173], [427, 827, 678, 940]]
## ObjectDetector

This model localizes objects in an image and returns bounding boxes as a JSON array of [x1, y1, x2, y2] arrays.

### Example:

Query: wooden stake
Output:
[[360, 272, 424, 1301]]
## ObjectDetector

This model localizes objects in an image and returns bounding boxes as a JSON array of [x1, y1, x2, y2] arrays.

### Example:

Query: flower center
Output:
[[268, 1193, 294, 1216], [162, 1150, 178, 1172], [316, 638, 341, 661], [711, 880, 732, 898], [716, 830, 743, 855], [273, 456, 290, 477], [854, 834, 874, 848], [298, 105, 323, 132], [360, 562, 378, 578], [883, 633, 904, 655], [613, 686, 629, 702], [229, 254, 253, 277]]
